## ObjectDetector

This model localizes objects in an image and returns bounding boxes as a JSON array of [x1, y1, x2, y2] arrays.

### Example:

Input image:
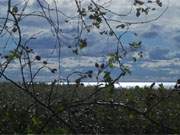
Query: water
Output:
[[82, 82, 176, 89], [46, 82, 176, 89]]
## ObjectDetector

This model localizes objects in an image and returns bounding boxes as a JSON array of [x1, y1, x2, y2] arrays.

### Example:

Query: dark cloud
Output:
[[122, 62, 179, 82], [35, 47, 74, 59], [141, 31, 159, 39], [141, 24, 163, 39], [149, 48, 169, 60], [82, 43, 117, 57], [173, 36, 180, 50], [173, 35, 180, 43], [175, 29, 180, 33], [28, 36, 57, 49], [150, 24, 162, 31], [175, 53, 180, 58], [21, 17, 50, 28]]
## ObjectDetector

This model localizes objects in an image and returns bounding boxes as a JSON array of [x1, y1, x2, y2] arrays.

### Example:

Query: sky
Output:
[[0, 0, 179, 82]]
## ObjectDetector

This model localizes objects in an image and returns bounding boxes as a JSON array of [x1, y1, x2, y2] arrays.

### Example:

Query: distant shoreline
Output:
[[0, 81, 176, 89]]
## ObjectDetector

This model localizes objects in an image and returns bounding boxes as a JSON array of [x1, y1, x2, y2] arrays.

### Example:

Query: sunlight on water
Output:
[[46, 82, 176, 89], [82, 82, 176, 89]]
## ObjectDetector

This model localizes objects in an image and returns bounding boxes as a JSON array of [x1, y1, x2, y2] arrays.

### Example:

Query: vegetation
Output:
[[0, 83, 180, 134]]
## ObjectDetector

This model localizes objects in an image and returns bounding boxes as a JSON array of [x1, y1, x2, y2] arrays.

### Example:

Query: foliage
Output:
[[0, 83, 180, 134]]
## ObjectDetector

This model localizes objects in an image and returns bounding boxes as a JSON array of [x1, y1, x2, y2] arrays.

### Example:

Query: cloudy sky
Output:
[[0, 0, 179, 82]]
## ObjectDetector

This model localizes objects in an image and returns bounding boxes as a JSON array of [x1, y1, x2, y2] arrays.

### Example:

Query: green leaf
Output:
[[12, 6, 18, 14], [135, 0, 144, 5], [116, 24, 125, 29], [12, 27, 17, 33], [129, 41, 142, 49], [156, 0, 162, 7], [109, 62, 114, 68], [35, 55, 41, 61], [159, 83, 164, 89], [95, 62, 99, 68], [122, 65, 131, 75], [57, 105, 64, 112], [103, 71, 112, 83], [6, 50, 21, 60], [108, 53, 119, 68], [51, 68, 57, 73], [51, 128, 69, 134], [32, 116, 41, 126], [79, 8, 86, 16], [79, 39, 87, 49], [133, 57, 137, 62], [72, 48, 78, 55], [129, 113, 134, 119], [109, 30, 114, 36], [138, 51, 143, 58]]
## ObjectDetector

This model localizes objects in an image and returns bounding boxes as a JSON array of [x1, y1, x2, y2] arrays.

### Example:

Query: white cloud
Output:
[[141, 58, 180, 68], [61, 56, 103, 68], [38, 56, 104, 71]]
